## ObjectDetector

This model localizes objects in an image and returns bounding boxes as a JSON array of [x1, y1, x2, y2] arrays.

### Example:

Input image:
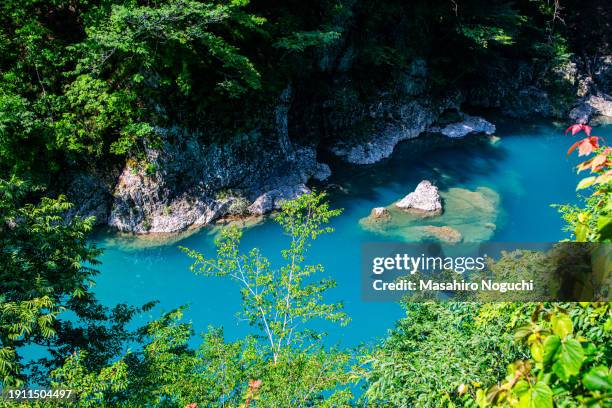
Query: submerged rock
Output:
[[489, 135, 501, 145], [360, 185, 500, 243], [395, 180, 443, 216], [414, 225, 463, 243]]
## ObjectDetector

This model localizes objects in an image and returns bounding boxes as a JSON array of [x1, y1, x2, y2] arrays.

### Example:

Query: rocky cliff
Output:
[[68, 55, 612, 234]]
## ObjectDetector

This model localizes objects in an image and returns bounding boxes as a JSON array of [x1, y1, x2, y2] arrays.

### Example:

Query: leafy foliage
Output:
[[0, 177, 151, 386], [476, 303, 611, 408], [14, 192, 355, 407], [183, 191, 348, 363], [364, 302, 523, 407], [557, 123, 611, 242]]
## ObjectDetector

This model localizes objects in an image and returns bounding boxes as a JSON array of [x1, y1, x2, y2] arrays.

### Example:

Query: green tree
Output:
[[183, 191, 348, 363], [364, 302, 523, 407], [40, 192, 355, 407], [0, 177, 150, 386]]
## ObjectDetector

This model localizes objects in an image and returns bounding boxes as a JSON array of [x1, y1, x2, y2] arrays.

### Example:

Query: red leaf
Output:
[[565, 124, 593, 136], [572, 136, 600, 157], [567, 140, 581, 155], [566, 124, 583, 135]]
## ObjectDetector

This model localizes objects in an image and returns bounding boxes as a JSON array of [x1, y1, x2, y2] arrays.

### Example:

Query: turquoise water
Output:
[[93, 119, 609, 347]]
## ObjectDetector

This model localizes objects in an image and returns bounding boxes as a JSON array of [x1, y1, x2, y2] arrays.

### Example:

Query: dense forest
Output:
[[1, 0, 611, 407]]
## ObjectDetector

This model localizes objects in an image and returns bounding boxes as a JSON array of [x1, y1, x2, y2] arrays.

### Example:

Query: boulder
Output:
[[430, 114, 496, 138], [396, 180, 442, 216], [370, 207, 391, 221], [312, 162, 332, 181], [569, 94, 612, 123], [247, 184, 311, 216]]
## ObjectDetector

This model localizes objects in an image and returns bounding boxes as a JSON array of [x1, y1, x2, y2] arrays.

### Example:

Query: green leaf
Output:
[[582, 366, 611, 392], [517, 381, 553, 408], [597, 215, 612, 240], [551, 313, 573, 338], [574, 223, 588, 242], [543, 335, 561, 365], [515, 324, 534, 341], [531, 341, 544, 362], [552, 338, 585, 381]]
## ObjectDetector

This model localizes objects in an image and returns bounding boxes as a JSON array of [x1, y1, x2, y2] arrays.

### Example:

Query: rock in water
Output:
[[361, 185, 500, 243], [430, 114, 496, 138], [247, 184, 311, 216], [415, 226, 463, 243], [370, 207, 391, 221], [396, 180, 442, 216]]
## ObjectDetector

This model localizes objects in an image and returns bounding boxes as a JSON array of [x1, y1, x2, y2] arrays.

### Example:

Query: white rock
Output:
[[396, 180, 442, 215], [587, 94, 612, 117], [569, 94, 612, 123]]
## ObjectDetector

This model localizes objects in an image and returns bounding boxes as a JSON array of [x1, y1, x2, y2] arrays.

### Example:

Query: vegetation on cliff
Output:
[[1, 0, 610, 187], [1, 0, 611, 406]]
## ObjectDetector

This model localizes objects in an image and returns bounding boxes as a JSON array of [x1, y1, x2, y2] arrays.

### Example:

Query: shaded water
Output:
[[93, 119, 608, 347]]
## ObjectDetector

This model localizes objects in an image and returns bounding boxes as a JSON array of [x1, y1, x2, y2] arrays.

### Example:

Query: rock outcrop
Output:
[[106, 127, 323, 233], [312, 162, 332, 181], [429, 114, 496, 138], [65, 172, 116, 225], [570, 94, 612, 123], [330, 99, 449, 164], [395, 180, 443, 216], [247, 184, 311, 215]]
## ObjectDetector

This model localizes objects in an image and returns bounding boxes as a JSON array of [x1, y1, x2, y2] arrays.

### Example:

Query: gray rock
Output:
[[106, 125, 323, 233], [593, 55, 612, 93], [313, 162, 332, 181], [569, 94, 612, 123], [399, 58, 428, 96], [587, 94, 612, 117], [331, 97, 457, 164], [248, 184, 311, 215], [430, 114, 495, 138], [396, 180, 442, 216], [569, 103, 593, 124], [65, 173, 115, 225]]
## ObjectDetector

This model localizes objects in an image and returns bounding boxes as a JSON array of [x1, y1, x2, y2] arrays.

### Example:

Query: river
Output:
[[93, 118, 607, 348]]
